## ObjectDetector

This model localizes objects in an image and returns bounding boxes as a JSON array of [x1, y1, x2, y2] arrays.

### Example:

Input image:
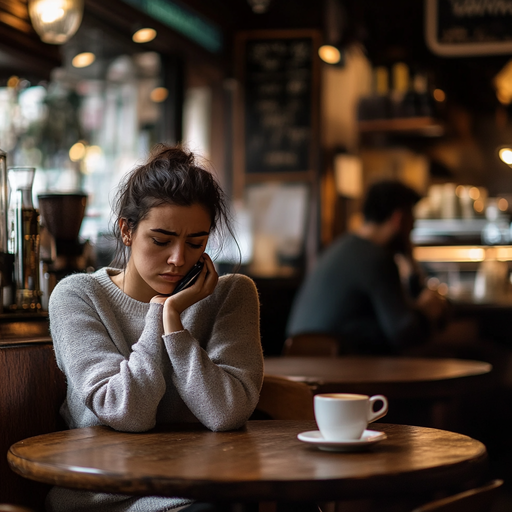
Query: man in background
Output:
[[286, 180, 448, 355]]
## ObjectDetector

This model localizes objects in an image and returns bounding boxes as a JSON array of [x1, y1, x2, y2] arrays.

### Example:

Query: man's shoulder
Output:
[[322, 233, 386, 263]]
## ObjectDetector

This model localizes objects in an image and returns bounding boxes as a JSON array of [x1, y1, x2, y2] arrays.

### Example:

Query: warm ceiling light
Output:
[[150, 87, 169, 103], [132, 28, 157, 43], [433, 88, 446, 102], [247, 0, 271, 13], [28, 0, 84, 44], [72, 52, 95, 68], [318, 45, 341, 64], [7, 76, 19, 88], [494, 60, 512, 105], [69, 142, 86, 161], [498, 198, 509, 211], [499, 147, 512, 165]]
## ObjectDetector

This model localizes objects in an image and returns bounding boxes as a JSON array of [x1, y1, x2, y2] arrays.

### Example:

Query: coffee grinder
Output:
[[37, 193, 88, 294]]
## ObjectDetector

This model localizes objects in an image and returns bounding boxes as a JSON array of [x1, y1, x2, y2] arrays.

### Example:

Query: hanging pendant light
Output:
[[247, 0, 271, 13], [28, 0, 84, 45]]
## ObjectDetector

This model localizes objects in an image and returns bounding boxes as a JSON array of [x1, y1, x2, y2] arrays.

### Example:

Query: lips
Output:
[[159, 273, 183, 283]]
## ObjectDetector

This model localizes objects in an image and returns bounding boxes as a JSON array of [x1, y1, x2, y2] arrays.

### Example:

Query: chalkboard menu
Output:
[[243, 37, 314, 174], [426, 0, 512, 56]]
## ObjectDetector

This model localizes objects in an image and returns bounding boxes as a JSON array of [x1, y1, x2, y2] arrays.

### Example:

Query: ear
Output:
[[119, 218, 132, 246]]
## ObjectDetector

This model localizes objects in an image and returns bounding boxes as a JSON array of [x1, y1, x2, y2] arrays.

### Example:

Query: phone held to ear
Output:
[[171, 261, 204, 295]]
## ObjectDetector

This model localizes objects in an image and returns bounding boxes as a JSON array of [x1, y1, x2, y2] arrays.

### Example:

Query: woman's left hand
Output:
[[153, 253, 219, 334]]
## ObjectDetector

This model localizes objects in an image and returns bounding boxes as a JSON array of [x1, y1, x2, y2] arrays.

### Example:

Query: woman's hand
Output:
[[151, 253, 219, 334]]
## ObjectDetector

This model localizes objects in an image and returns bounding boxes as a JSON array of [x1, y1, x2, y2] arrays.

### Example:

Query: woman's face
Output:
[[123, 203, 211, 302]]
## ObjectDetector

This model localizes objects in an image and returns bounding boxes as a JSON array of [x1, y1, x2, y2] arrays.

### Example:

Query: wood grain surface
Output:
[[8, 421, 488, 503]]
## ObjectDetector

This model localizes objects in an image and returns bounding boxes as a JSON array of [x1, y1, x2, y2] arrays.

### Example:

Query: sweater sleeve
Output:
[[162, 274, 264, 432], [49, 276, 167, 432]]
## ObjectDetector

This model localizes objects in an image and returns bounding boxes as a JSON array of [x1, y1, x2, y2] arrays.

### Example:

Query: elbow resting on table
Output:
[[203, 413, 252, 432]]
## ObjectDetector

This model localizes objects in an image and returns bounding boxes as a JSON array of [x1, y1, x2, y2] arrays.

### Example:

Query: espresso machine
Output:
[[0, 153, 43, 313], [37, 193, 88, 295], [8, 166, 42, 312]]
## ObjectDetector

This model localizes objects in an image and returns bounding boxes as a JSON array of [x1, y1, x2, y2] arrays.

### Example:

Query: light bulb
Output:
[[318, 45, 341, 65], [133, 28, 157, 43], [28, 0, 84, 45], [72, 52, 95, 68]]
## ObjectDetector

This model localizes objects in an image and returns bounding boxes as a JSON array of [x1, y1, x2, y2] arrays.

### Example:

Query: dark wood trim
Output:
[[0, 341, 66, 508], [84, 0, 228, 68], [0, 17, 61, 79]]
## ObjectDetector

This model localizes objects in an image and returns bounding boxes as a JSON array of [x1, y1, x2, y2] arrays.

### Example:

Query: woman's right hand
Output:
[[155, 253, 219, 334]]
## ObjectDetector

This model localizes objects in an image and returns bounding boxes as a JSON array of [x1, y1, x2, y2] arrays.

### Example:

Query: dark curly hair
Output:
[[362, 180, 421, 224], [110, 144, 237, 269]]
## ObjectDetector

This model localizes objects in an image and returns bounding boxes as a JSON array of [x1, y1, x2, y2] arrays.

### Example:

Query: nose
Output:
[[166, 242, 186, 268]]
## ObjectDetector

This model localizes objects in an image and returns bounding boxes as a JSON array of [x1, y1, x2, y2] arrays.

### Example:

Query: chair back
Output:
[[254, 374, 315, 420], [282, 333, 339, 357], [0, 341, 66, 510], [411, 479, 504, 512]]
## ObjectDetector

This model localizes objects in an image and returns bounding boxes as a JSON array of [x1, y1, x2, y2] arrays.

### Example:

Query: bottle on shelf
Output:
[[357, 65, 390, 121], [390, 62, 415, 118], [412, 72, 433, 118]]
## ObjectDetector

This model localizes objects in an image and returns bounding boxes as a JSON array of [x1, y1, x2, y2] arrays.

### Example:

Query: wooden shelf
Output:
[[358, 117, 444, 136]]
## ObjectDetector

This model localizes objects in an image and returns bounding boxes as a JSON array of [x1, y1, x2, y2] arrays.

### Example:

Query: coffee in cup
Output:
[[314, 393, 388, 441]]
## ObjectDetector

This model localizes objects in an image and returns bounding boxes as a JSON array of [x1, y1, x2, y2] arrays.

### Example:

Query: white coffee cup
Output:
[[314, 393, 388, 441]]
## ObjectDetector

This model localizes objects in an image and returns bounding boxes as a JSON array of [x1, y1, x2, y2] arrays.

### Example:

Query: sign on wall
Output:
[[425, 0, 512, 56], [233, 29, 321, 199]]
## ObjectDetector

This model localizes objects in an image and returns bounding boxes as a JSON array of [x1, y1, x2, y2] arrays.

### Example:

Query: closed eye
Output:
[[152, 238, 169, 247]]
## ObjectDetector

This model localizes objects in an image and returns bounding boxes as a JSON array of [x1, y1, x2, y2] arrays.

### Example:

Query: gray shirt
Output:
[[46, 268, 264, 512]]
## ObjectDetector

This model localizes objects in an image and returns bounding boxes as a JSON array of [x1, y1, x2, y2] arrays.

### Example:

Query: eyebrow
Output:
[[150, 228, 210, 237]]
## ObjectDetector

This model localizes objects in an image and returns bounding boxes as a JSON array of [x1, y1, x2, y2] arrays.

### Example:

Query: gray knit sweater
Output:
[[46, 268, 264, 512]]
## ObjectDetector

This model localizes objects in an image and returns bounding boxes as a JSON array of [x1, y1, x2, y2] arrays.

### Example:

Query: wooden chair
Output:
[[253, 374, 315, 420], [411, 479, 504, 512], [253, 375, 315, 512], [282, 333, 339, 357], [0, 341, 66, 511]]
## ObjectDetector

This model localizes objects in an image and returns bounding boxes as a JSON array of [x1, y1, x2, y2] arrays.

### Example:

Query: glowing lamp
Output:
[[318, 45, 341, 65], [28, 0, 84, 44]]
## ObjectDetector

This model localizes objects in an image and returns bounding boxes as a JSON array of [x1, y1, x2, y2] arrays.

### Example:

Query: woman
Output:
[[46, 144, 264, 512]]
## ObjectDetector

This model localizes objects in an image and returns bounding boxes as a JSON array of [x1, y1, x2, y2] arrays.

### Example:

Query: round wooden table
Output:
[[264, 356, 493, 429], [9, 421, 488, 506], [264, 356, 492, 398]]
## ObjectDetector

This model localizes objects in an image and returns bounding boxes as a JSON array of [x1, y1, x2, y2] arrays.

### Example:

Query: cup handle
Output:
[[368, 395, 388, 423]]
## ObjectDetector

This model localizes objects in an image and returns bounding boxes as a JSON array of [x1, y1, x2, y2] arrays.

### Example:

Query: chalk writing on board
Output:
[[244, 38, 312, 173], [426, 0, 512, 56]]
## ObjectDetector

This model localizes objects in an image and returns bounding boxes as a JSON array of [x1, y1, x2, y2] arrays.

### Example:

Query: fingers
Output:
[[163, 254, 218, 311], [201, 253, 219, 292]]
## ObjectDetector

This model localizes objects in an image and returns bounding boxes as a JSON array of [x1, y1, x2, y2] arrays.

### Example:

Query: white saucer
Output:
[[297, 430, 387, 452]]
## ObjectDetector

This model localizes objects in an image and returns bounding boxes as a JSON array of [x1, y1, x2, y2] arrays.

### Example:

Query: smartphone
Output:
[[171, 261, 204, 295]]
